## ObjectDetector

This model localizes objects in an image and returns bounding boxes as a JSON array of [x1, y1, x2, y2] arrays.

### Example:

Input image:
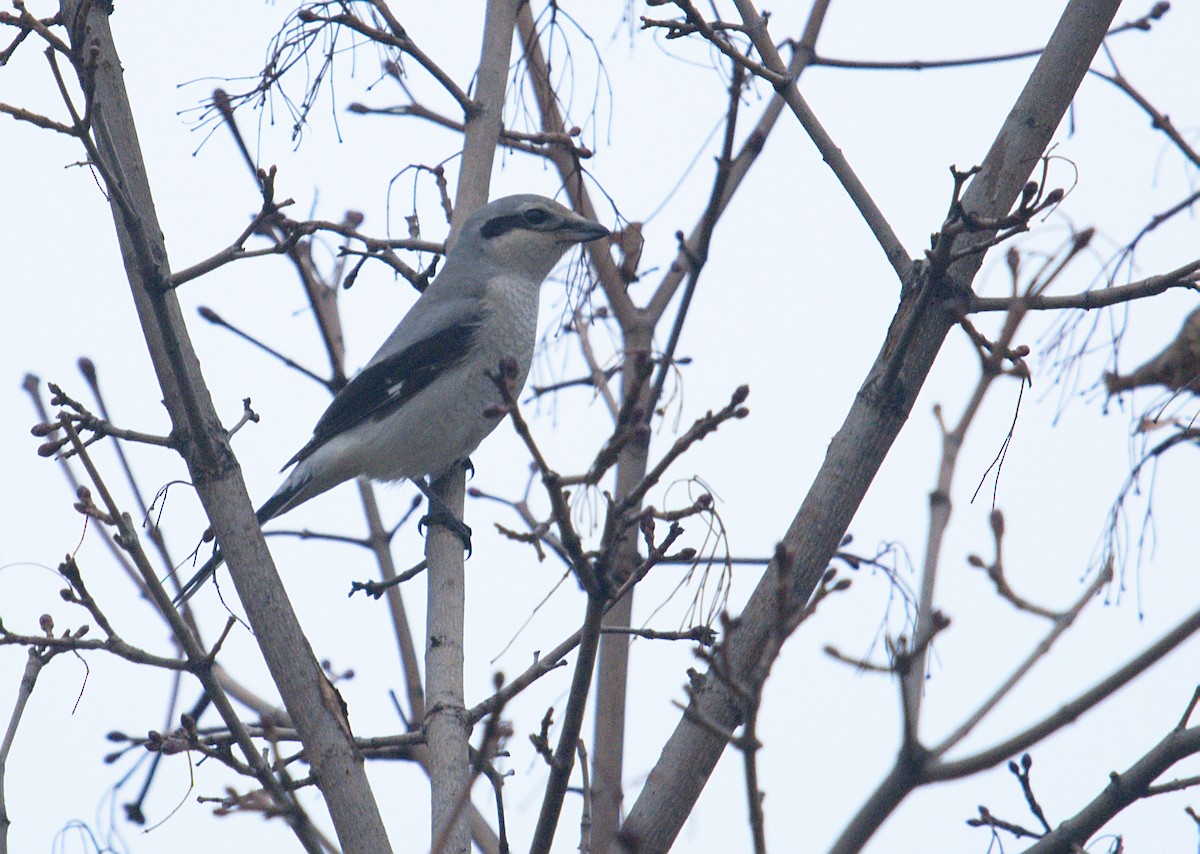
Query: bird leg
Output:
[[413, 477, 473, 554]]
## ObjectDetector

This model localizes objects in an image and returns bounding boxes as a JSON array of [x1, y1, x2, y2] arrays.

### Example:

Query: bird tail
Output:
[[173, 545, 225, 605], [172, 484, 301, 606]]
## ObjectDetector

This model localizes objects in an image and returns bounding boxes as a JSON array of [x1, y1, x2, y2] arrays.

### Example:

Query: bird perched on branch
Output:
[[1105, 306, 1200, 396], [176, 194, 609, 603]]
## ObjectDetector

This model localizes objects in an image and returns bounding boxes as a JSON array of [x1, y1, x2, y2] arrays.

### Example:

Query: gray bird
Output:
[[176, 194, 609, 602], [1105, 306, 1200, 396]]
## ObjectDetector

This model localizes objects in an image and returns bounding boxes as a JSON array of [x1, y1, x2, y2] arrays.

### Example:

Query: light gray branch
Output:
[[617, 2, 1124, 852], [57, 3, 390, 851], [425, 3, 519, 854]]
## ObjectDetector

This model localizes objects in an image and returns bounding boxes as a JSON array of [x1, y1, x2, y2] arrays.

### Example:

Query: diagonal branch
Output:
[[620, 3, 1124, 851], [1023, 723, 1200, 853], [930, 599, 1200, 781], [55, 3, 388, 850], [731, 0, 911, 281]]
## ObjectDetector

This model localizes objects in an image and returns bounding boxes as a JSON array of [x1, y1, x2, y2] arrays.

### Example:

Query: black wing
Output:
[[284, 315, 483, 469]]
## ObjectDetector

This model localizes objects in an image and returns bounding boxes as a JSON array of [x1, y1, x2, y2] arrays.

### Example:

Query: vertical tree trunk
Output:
[[591, 323, 654, 850], [426, 2, 519, 852], [426, 465, 471, 854]]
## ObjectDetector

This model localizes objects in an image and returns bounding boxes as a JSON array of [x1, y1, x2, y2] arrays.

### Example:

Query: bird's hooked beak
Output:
[[559, 215, 610, 245]]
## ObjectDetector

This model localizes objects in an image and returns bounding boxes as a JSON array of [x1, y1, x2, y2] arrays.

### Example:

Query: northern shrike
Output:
[[176, 194, 609, 602]]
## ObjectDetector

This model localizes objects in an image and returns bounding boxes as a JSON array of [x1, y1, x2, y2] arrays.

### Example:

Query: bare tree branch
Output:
[[55, 3, 387, 850], [622, 3, 1124, 851]]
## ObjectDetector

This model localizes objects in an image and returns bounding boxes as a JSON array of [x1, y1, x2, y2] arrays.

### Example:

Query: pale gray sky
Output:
[[3, 3, 1199, 852]]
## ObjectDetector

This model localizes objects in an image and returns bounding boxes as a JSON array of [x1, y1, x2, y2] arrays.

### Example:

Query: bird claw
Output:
[[418, 503, 473, 555]]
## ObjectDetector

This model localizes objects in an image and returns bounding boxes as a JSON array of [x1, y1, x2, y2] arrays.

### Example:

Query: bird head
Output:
[[452, 194, 610, 283]]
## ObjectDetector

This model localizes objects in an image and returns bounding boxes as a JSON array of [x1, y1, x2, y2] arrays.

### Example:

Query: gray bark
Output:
[[426, 2, 519, 853], [58, 3, 391, 851], [616, 1, 1123, 851]]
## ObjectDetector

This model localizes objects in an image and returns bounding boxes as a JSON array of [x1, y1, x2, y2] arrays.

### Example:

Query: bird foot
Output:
[[418, 495, 473, 555]]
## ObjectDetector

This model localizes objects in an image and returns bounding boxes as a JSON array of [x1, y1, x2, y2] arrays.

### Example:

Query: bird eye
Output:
[[522, 208, 550, 226]]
